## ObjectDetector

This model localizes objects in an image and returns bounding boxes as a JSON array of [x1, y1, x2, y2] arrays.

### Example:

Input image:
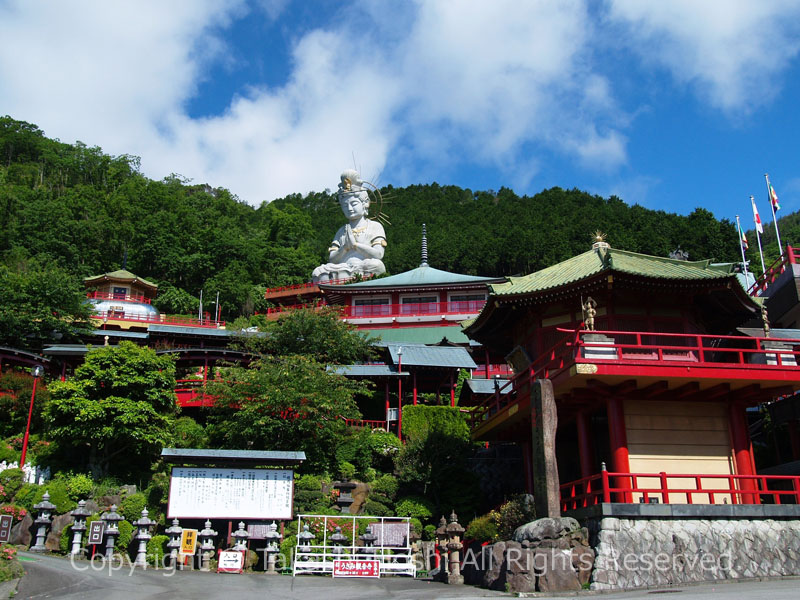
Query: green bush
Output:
[[0, 469, 24, 500], [59, 524, 72, 554], [368, 431, 401, 471], [13, 483, 38, 511], [145, 472, 169, 509], [335, 429, 372, 477], [368, 491, 393, 508], [496, 495, 535, 539], [172, 416, 208, 448], [295, 474, 322, 491], [116, 520, 134, 554], [294, 489, 327, 514], [92, 477, 121, 499], [409, 518, 422, 537], [33, 480, 76, 513], [401, 405, 469, 444], [146, 535, 169, 565], [370, 474, 398, 500], [0, 544, 24, 582], [395, 496, 433, 520], [337, 461, 355, 481], [64, 473, 94, 501], [120, 492, 148, 522], [363, 499, 392, 517], [362, 467, 376, 482], [423, 524, 436, 541], [279, 534, 296, 570], [465, 514, 498, 543]]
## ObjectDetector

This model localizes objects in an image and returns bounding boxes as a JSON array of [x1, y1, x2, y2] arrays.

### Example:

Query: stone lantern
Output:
[[329, 526, 347, 557], [31, 491, 56, 552], [165, 519, 183, 566], [198, 520, 218, 572], [70, 500, 92, 556], [297, 524, 315, 562], [359, 525, 377, 558], [434, 516, 449, 581], [100, 504, 124, 560], [445, 511, 465, 584], [132, 508, 154, 567], [264, 521, 282, 574], [231, 521, 249, 551]]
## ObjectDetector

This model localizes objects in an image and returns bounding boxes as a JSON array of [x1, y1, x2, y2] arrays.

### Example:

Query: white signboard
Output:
[[168, 467, 293, 519]]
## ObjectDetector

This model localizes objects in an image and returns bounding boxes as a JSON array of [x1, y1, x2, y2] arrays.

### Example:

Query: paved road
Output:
[[15, 553, 800, 599]]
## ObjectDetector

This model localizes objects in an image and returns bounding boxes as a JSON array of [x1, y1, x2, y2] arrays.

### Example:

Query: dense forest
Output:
[[0, 116, 789, 321]]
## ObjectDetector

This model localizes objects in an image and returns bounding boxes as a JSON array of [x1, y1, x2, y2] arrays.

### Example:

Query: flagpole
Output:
[[736, 214, 750, 282], [765, 173, 784, 259], [751, 196, 766, 274]]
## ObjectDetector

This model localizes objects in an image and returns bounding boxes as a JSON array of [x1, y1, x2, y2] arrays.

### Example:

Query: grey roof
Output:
[[323, 265, 504, 290], [385, 344, 477, 369], [464, 378, 511, 395], [92, 329, 149, 339], [737, 328, 800, 340], [148, 324, 236, 337], [330, 365, 409, 377], [42, 344, 94, 356], [161, 448, 305, 465]]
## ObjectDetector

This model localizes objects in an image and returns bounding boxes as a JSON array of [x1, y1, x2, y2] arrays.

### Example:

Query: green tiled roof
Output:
[[84, 269, 158, 289], [364, 325, 471, 345], [490, 247, 736, 297]]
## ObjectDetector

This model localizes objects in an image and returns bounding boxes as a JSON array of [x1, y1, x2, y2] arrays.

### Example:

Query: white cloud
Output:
[[606, 0, 800, 113]]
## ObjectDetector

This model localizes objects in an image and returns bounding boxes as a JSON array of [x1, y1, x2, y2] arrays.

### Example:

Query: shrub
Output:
[[423, 524, 436, 541], [147, 535, 169, 565], [172, 416, 208, 449], [144, 472, 169, 509], [120, 492, 148, 522], [116, 520, 134, 554], [496, 494, 536, 540], [368, 431, 401, 471], [33, 480, 76, 513], [0, 469, 24, 500], [64, 473, 94, 501], [465, 514, 498, 543], [13, 483, 38, 511], [59, 524, 72, 554], [395, 496, 433, 520], [0, 504, 27, 522], [0, 543, 24, 583], [363, 500, 392, 517], [295, 474, 322, 491], [368, 491, 393, 508], [409, 517, 422, 536], [294, 489, 328, 514], [370, 474, 398, 500], [337, 461, 355, 481]]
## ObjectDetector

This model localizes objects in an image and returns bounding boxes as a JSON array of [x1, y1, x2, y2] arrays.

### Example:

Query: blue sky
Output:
[[2, 0, 800, 226]]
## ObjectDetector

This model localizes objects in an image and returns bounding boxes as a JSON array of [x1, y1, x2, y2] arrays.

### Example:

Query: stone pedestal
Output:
[[70, 500, 91, 556], [580, 334, 617, 360], [232, 521, 249, 551], [165, 519, 182, 567], [198, 520, 218, 572], [132, 508, 154, 567], [264, 521, 282, 574], [101, 505, 124, 560]]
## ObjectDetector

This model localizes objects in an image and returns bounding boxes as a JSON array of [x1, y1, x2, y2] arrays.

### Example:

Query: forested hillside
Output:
[[1, 116, 775, 320]]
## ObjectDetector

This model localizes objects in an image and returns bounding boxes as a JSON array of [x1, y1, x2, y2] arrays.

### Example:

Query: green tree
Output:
[[45, 342, 178, 479], [0, 258, 92, 350], [206, 355, 370, 473]]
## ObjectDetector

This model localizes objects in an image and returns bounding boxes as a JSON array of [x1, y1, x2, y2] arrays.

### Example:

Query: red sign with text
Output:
[[332, 560, 380, 578]]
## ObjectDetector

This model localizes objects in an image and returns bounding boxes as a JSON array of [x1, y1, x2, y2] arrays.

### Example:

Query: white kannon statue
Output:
[[311, 170, 387, 283]]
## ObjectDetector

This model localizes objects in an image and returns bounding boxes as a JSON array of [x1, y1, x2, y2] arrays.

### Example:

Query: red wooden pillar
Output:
[[413, 371, 417, 406], [384, 381, 390, 422], [606, 396, 632, 502], [485, 348, 490, 379], [450, 371, 455, 407], [60, 362, 67, 382], [576, 410, 594, 479], [203, 357, 208, 384], [729, 402, 758, 504], [788, 420, 800, 462]]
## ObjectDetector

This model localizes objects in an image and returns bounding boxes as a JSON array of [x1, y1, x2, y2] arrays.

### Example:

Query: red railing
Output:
[[469, 328, 800, 429], [262, 302, 328, 315], [560, 471, 800, 510], [341, 300, 487, 319], [341, 418, 388, 430], [748, 244, 799, 296], [93, 311, 224, 329], [263, 275, 374, 297], [87, 291, 152, 304]]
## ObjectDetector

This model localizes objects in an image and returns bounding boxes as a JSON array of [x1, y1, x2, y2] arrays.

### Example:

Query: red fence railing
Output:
[[748, 244, 800, 296], [469, 328, 800, 430], [261, 300, 488, 319], [560, 471, 800, 511], [93, 311, 224, 329], [87, 291, 152, 304], [263, 275, 374, 297]]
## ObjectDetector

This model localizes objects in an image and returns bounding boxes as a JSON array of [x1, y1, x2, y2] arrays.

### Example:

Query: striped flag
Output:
[[738, 220, 749, 251], [751, 196, 764, 234], [769, 182, 780, 212]]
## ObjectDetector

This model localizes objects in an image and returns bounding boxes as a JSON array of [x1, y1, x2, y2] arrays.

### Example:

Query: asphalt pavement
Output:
[[13, 552, 800, 600]]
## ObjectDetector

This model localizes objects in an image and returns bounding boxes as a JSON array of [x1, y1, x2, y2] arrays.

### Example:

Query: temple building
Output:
[[463, 235, 800, 506]]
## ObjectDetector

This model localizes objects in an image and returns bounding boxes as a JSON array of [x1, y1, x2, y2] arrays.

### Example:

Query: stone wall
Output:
[[581, 505, 800, 590]]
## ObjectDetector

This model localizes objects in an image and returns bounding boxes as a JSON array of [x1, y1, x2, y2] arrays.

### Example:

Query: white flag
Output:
[[751, 196, 763, 234]]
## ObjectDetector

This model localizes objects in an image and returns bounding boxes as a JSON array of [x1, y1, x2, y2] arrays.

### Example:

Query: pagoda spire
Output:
[[421, 224, 429, 267]]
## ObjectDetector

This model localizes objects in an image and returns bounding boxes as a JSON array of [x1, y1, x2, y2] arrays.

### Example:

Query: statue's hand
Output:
[[344, 225, 356, 249]]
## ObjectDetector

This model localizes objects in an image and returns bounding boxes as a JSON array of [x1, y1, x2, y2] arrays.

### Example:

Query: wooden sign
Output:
[[371, 522, 409, 547], [333, 560, 380, 578], [218, 550, 245, 574], [0, 515, 13, 544], [87, 521, 106, 545], [180, 529, 198, 555]]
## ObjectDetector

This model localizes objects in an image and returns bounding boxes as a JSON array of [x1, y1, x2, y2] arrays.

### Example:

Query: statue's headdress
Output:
[[336, 169, 390, 225]]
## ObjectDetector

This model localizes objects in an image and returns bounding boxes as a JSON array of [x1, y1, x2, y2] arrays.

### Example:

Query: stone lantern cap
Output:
[[265, 522, 282, 542], [71, 499, 92, 519], [231, 522, 250, 541], [298, 524, 315, 543], [34, 491, 57, 512], [101, 504, 124, 526], [165, 518, 183, 536], [199, 520, 217, 538], [359, 525, 377, 545], [446, 511, 465, 535], [435, 516, 448, 538], [329, 526, 347, 544], [133, 508, 154, 528]]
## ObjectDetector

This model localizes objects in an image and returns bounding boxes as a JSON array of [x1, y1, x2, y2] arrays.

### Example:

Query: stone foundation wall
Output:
[[589, 516, 800, 590]]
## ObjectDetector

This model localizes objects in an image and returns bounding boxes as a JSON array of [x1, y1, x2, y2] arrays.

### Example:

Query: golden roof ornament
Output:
[[592, 230, 610, 251]]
